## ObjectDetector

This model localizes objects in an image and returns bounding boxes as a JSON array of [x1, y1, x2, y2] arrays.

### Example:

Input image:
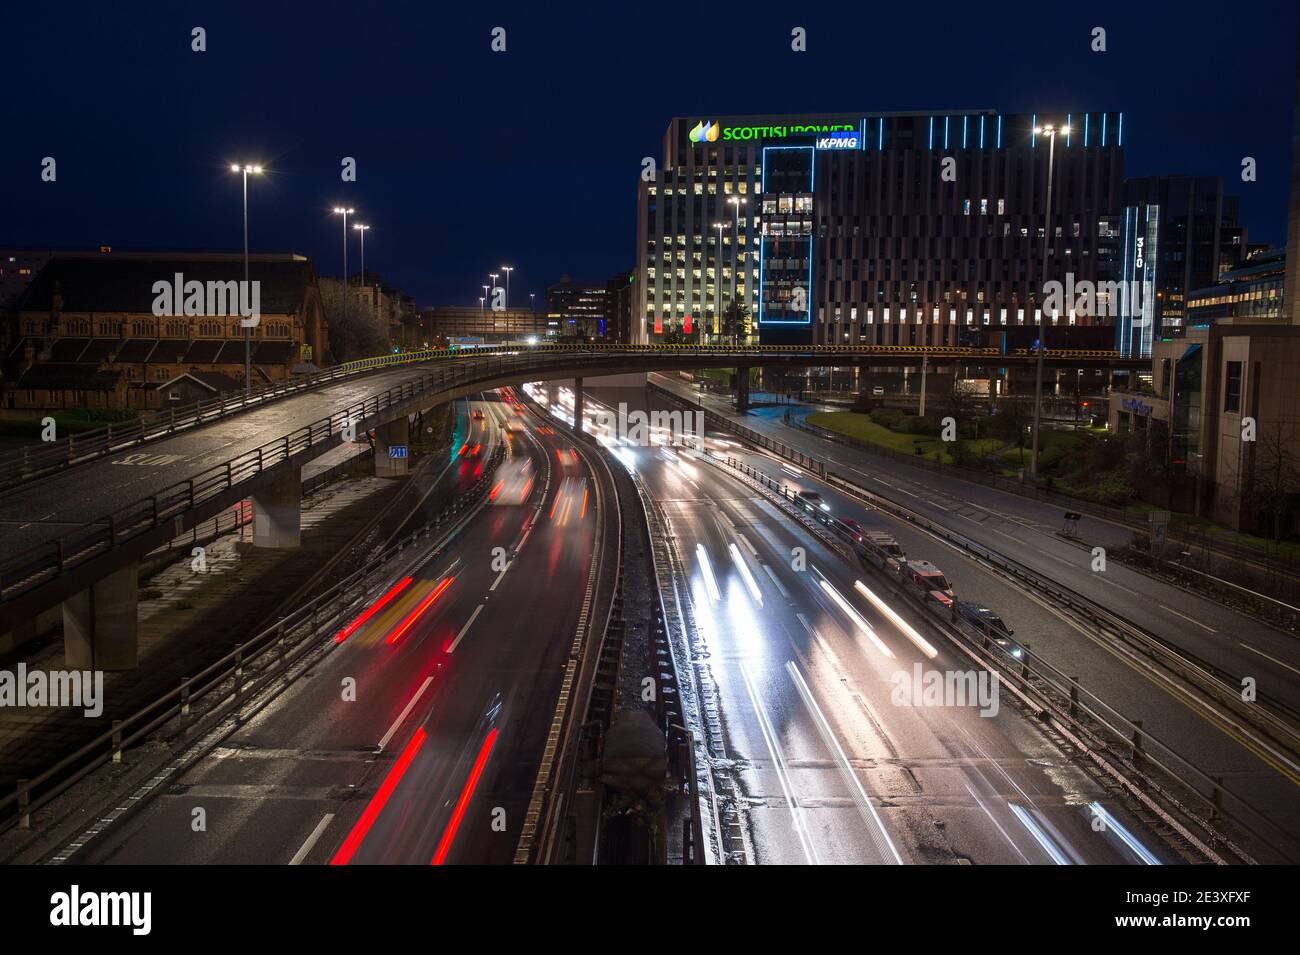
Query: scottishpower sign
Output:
[[689, 119, 857, 143]]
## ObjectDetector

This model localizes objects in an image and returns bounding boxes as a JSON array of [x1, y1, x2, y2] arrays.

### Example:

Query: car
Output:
[[864, 531, 905, 559], [955, 602, 1022, 657], [796, 490, 830, 513], [871, 385, 885, 397], [838, 518, 864, 541], [472, 410, 485, 420]]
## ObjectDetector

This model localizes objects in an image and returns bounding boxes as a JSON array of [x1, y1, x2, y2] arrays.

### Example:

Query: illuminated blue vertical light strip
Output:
[[1084, 113, 1090, 147], [878, 117, 884, 150], [928, 116, 934, 150], [980, 115, 985, 148], [1118, 111, 1124, 147], [759, 147, 767, 326], [997, 115, 1002, 148], [1031, 113, 1037, 148], [1101, 112, 1108, 147], [944, 116, 950, 149], [1066, 114, 1071, 147], [806, 146, 814, 325], [963, 115, 968, 148], [860, 117, 866, 150], [1120, 206, 1132, 355]]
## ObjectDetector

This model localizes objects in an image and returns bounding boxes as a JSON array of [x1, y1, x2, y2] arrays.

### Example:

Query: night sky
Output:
[[4, 0, 1295, 307]]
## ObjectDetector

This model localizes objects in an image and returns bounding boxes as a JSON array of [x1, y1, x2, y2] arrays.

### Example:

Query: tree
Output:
[[319, 281, 387, 362], [1241, 421, 1300, 541], [661, 322, 700, 345], [720, 300, 750, 346]]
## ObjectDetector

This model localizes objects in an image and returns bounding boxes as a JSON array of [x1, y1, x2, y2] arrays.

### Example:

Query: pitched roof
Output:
[[155, 370, 241, 393], [18, 255, 319, 315], [11, 363, 123, 391]]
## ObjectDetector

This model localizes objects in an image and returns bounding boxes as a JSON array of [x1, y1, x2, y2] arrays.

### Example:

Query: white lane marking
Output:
[[489, 560, 512, 592], [1007, 803, 1070, 865], [448, 604, 485, 653], [1034, 546, 1076, 568], [737, 661, 820, 865], [289, 813, 336, 865], [737, 532, 758, 557], [377, 676, 435, 752], [785, 661, 903, 864], [762, 563, 791, 598], [964, 784, 1032, 864], [1097, 576, 1139, 596], [1160, 604, 1217, 633], [1239, 642, 1300, 676]]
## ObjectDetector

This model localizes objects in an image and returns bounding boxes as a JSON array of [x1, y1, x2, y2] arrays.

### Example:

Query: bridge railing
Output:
[[0, 343, 1134, 609], [0, 345, 479, 493], [0, 339, 1132, 492]]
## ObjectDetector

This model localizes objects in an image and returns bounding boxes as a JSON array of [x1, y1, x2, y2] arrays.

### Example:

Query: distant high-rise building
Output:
[[1116, 175, 1246, 356], [1286, 16, 1300, 323], [635, 110, 1125, 347], [605, 270, 634, 343], [546, 276, 609, 338]]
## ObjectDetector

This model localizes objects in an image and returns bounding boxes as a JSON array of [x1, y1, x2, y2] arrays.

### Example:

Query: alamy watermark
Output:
[[151, 273, 261, 327], [1040, 272, 1144, 320], [0, 664, 104, 717], [590, 404, 704, 446], [890, 663, 1000, 717]]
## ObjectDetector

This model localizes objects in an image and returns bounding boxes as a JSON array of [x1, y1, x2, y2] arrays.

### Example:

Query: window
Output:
[[1224, 360, 1242, 413]]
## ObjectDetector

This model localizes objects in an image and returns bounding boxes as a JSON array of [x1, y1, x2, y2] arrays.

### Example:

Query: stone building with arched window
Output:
[[2, 251, 332, 412]]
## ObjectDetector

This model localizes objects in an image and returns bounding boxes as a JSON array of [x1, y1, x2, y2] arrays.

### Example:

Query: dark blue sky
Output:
[[4, 0, 1295, 307]]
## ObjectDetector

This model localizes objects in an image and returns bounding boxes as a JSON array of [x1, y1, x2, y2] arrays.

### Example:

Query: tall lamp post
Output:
[[726, 196, 746, 302], [1030, 124, 1067, 478], [501, 265, 513, 309], [230, 164, 263, 394], [353, 223, 371, 347], [332, 207, 354, 339], [713, 221, 729, 344]]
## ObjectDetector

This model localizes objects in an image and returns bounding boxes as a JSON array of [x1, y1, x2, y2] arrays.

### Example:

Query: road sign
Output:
[[388, 446, 408, 459]]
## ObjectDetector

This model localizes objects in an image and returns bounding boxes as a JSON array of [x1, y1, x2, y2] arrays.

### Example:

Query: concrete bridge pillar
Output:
[[252, 466, 302, 548], [375, 416, 410, 478], [735, 367, 751, 413], [572, 378, 584, 433], [63, 562, 138, 670]]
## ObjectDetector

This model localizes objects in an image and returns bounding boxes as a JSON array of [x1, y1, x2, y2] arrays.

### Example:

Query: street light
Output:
[[727, 196, 748, 344], [501, 265, 513, 309], [230, 164, 264, 395], [714, 221, 730, 344], [332, 207, 354, 336], [353, 223, 370, 288], [353, 220, 369, 335], [1029, 124, 1068, 478]]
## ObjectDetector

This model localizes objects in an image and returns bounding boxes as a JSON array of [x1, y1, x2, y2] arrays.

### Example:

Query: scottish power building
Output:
[[634, 111, 1125, 347]]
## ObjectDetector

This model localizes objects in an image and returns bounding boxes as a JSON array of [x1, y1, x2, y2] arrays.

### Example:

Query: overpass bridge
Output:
[[0, 341, 1143, 664]]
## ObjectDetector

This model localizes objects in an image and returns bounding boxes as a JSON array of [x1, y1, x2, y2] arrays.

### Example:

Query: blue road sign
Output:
[[388, 446, 408, 459]]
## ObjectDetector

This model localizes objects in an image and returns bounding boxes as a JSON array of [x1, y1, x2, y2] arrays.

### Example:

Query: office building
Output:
[[1115, 175, 1246, 356], [1187, 247, 1286, 326], [419, 305, 547, 345], [635, 110, 1125, 346], [546, 277, 609, 339]]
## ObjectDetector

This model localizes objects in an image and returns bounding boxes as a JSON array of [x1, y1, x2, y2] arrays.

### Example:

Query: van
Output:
[[902, 559, 954, 601]]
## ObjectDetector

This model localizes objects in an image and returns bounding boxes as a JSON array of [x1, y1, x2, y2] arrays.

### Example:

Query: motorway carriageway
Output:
[[582, 386, 1170, 865], [64, 393, 600, 865], [641, 380, 1300, 861]]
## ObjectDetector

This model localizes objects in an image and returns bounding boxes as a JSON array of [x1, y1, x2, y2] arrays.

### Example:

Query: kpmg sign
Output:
[[815, 130, 861, 150], [1121, 397, 1154, 416]]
